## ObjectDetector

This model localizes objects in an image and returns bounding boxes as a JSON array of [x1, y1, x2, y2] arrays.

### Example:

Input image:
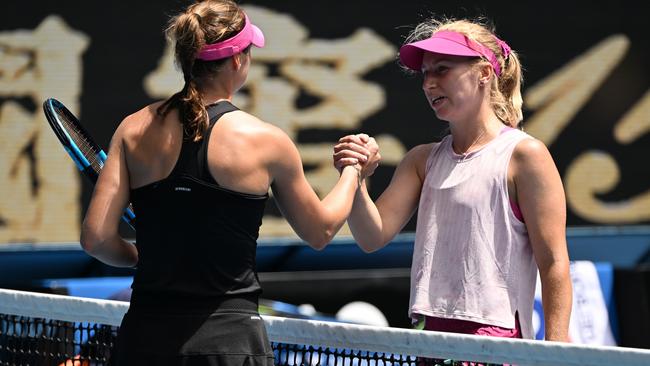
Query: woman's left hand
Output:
[[333, 134, 381, 179]]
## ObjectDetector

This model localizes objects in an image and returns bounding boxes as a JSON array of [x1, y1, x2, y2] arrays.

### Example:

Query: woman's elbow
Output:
[[80, 222, 104, 256], [357, 240, 383, 253], [303, 226, 338, 250], [80, 233, 96, 255], [359, 244, 376, 253], [308, 240, 328, 251], [306, 233, 333, 251]]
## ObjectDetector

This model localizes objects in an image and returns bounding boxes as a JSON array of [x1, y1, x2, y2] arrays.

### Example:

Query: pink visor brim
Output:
[[400, 39, 481, 70], [250, 24, 265, 48], [196, 14, 265, 61], [399, 31, 500, 75]]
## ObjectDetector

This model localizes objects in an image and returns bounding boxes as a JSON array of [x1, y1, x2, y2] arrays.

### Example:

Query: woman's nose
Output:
[[422, 75, 437, 90]]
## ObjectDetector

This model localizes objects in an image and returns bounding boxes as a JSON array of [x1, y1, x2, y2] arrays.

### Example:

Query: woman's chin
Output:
[[432, 109, 450, 122]]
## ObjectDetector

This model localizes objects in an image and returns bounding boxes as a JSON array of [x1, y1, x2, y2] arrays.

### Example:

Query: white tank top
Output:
[[409, 127, 537, 339]]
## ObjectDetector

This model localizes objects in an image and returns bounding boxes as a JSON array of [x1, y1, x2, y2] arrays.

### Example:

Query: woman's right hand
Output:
[[333, 134, 381, 180]]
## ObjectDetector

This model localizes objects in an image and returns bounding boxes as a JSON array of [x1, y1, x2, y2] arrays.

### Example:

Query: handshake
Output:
[[333, 134, 381, 183]]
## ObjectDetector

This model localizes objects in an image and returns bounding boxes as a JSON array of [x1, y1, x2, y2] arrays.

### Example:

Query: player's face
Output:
[[421, 52, 482, 123]]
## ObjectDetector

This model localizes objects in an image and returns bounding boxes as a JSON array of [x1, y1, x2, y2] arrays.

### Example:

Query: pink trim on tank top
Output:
[[510, 200, 524, 221], [501, 127, 524, 222]]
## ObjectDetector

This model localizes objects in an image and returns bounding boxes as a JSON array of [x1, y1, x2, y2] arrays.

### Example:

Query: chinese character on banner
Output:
[[0, 16, 89, 242]]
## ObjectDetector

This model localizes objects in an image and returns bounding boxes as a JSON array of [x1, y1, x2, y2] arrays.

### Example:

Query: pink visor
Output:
[[399, 30, 503, 76], [196, 14, 265, 61]]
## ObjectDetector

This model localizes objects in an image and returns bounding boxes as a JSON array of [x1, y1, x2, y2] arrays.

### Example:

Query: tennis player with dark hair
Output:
[[80, 1, 378, 364], [334, 17, 572, 342]]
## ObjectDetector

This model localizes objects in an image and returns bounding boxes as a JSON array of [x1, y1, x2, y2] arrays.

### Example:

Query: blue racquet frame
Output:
[[43, 98, 136, 229]]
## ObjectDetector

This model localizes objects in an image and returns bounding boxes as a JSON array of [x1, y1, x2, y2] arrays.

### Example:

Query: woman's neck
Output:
[[199, 89, 233, 106], [449, 113, 504, 155], [196, 77, 235, 106]]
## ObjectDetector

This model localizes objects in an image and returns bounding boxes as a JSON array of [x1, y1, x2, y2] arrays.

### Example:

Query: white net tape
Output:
[[2, 288, 650, 366]]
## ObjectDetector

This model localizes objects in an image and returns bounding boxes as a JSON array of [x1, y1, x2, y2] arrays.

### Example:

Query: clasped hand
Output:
[[333, 134, 381, 181]]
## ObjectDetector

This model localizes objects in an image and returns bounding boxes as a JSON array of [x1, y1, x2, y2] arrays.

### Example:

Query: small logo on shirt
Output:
[[250, 315, 261, 320], [175, 187, 191, 192]]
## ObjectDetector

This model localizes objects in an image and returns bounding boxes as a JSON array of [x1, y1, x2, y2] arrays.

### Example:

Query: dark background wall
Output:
[[2, 0, 648, 233]]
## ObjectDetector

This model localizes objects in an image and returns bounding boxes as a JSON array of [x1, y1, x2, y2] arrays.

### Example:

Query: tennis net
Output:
[[1, 288, 649, 366]]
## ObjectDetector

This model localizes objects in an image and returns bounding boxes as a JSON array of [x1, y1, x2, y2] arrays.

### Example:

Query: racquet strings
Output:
[[54, 105, 104, 175]]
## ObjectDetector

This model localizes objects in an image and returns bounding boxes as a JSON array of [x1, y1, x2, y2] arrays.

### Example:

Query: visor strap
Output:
[[462, 35, 502, 76], [496, 38, 511, 60]]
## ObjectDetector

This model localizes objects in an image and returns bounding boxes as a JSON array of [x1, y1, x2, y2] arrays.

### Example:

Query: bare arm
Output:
[[512, 138, 572, 342], [335, 140, 429, 252], [269, 130, 371, 250], [80, 122, 138, 267]]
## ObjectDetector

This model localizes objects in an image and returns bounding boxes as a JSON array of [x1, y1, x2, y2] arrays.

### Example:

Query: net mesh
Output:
[[1, 288, 649, 366], [0, 314, 115, 365]]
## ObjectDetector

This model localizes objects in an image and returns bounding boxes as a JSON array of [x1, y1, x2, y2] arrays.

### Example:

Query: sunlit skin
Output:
[[421, 53, 484, 124], [334, 48, 572, 342], [80, 46, 381, 268], [420, 52, 503, 154]]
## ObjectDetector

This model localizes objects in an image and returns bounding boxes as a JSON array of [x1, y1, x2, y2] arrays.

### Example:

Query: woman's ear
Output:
[[231, 54, 242, 70], [231, 52, 248, 71], [231, 52, 250, 71], [478, 62, 492, 85]]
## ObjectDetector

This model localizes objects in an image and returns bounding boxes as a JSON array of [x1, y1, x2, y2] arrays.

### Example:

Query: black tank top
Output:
[[129, 101, 268, 309]]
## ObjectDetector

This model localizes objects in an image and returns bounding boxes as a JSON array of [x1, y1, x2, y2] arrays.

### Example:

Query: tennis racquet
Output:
[[42, 98, 136, 230]]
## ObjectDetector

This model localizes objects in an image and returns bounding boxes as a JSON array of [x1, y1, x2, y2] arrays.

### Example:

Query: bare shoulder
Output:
[[114, 101, 167, 141], [401, 142, 436, 178], [512, 137, 554, 166], [221, 110, 294, 148], [405, 143, 435, 161], [223, 110, 286, 136], [510, 136, 561, 184]]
